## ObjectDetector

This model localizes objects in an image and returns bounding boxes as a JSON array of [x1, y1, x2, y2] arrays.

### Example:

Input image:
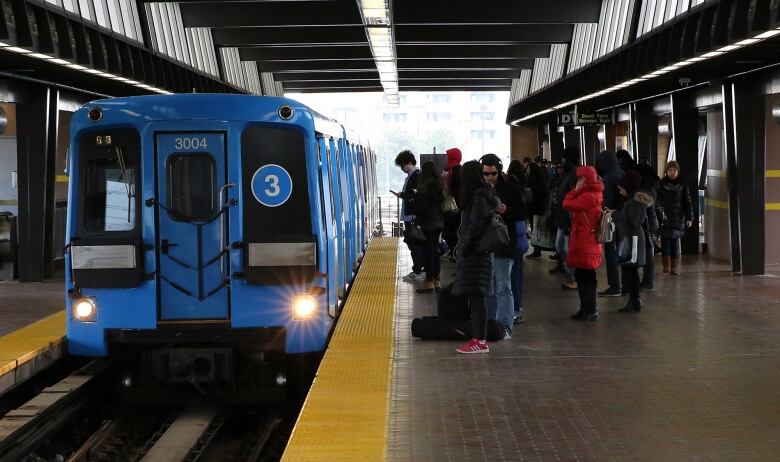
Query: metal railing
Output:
[[374, 194, 402, 237]]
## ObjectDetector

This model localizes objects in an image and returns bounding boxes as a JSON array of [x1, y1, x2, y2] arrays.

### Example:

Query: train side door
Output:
[[155, 133, 229, 320]]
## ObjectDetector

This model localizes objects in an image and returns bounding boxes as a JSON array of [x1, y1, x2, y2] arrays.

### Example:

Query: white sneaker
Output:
[[502, 328, 512, 340], [402, 271, 426, 282]]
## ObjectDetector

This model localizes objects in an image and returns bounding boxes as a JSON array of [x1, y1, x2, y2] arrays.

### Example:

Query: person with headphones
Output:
[[480, 154, 528, 339]]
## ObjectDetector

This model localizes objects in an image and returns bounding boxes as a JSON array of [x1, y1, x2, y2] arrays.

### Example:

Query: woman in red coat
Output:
[[563, 166, 604, 321]]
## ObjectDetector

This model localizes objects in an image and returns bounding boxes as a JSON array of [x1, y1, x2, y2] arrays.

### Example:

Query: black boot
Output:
[[571, 281, 586, 319], [582, 280, 598, 321], [528, 248, 542, 258], [618, 297, 642, 313]]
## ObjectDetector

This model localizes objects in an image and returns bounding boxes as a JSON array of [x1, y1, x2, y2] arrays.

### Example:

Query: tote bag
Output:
[[617, 234, 639, 265], [476, 212, 509, 253]]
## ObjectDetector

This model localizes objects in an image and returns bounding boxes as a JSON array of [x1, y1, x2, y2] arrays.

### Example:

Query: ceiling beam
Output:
[[393, 0, 602, 25], [180, 1, 362, 28], [273, 71, 379, 81], [256, 60, 377, 71], [395, 24, 574, 44], [212, 26, 367, 47], [397, 58, 534, 70], [399, 70, 521, 79], [397, 44, 551, 59], [239, 46, 373, 61], [282, 80, 381, 89], [399, 79, 513, 87]]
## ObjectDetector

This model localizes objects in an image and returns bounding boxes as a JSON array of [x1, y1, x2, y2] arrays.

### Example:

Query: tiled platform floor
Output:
[[389, 243, 780, 461], [0, 279, 63, 336]]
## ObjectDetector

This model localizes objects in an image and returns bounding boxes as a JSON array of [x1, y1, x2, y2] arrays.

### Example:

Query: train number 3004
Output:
[[174, 137, 208, 150]]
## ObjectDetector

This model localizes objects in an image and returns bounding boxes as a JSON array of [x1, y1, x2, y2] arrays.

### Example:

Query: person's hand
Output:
[[575, 177, 586, 191], [496, 203, 507, 214], [686, 220, 692, 228]]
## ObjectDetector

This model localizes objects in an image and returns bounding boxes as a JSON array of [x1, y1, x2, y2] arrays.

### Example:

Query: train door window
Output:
[[84, 151, 136, 232], [167, 154, 216, 220], [316, 141, 327, 226]]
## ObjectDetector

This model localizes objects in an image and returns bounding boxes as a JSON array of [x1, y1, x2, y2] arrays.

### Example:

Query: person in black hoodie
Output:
[[394, 150, 426, 282], [527, 161, 552, 258], [657, 161, 693, 275], [595, 150, 624, 297], [480, 154, 527, 338], [549, 146, 581, 289], [414, 161, 445, 294], [635, 162, 661, 290]]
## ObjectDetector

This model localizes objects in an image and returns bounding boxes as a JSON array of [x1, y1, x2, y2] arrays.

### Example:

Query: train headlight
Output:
[[292, 295, 317, 320], [72, 298, 97, 322]]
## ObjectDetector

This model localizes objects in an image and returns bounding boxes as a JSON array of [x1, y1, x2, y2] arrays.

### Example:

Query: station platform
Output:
[[284, 238, 780, 461], [0, 280, 65, 396]]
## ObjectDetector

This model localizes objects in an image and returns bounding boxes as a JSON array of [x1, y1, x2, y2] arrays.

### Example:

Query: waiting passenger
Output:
[[636, 163, 661, 290], [563, 166, 604, 321], [657, 161, 693, 275], [480, 154, 526, 339], [441, 148, 463, 261], [527, 159, 552, 259], [505, 158, 531, 325], [414, 161, 445, 294], [393, 150, 426, 282], [613, 171, 654, 313], [549, 147, 581, 290], [454, 160, 498, 354], [595, 150, 624, 298]]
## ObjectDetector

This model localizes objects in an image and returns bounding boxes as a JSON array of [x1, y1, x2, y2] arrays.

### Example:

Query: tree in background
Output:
[[375, 128, 418, 195], [419, 127, 457, 157]]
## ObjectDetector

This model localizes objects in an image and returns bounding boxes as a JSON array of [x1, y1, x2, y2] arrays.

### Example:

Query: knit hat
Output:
[[619, 170, 642, 194], [665, 160, 680, 173], [446, 148, 462, 169]]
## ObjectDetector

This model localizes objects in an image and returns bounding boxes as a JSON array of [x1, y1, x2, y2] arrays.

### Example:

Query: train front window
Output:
[[168, 154, 216, 221], [84, 151, 137, 232]]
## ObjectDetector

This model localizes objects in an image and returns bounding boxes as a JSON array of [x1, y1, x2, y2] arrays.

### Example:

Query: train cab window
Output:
[[84, 152, 136, 232], [168, 154, 216, 221]]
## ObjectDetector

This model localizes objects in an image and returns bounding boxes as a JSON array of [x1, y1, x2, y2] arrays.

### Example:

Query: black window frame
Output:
[[166, 153, 218, 222]]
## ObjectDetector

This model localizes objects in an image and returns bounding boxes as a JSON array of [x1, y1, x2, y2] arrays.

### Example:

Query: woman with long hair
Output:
[[657, 161, 693, 274], [453, 161, 498, 354], [414, 161, 445, 293]]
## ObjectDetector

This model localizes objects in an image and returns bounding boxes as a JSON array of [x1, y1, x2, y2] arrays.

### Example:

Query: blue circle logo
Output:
[[251, 164, 293, 207]]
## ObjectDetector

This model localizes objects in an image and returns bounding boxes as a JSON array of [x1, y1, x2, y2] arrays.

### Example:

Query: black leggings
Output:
[[469, 295, 487, 341], [574, 268, 597, 284], [621, 266, 641, 299], [423, 228, 442, 279]]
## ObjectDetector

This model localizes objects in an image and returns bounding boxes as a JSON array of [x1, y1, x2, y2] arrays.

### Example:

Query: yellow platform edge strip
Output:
[[0, 311, 65, 374], [281, 237, 397, 461]]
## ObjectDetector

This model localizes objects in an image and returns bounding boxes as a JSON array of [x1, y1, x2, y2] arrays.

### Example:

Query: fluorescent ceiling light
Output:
[[736, 38, 760, 46], [6, 46, 30, 54], [700, 51, 724, 58], [716, 44, 740, 52], [754, 30, 780, 39]]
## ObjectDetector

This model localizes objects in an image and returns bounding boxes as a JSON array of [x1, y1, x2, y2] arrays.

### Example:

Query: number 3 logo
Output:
[[252, 165, 292, 207]]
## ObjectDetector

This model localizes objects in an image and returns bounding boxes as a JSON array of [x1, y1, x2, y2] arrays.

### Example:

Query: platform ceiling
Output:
[[171, 0, 603, 92]]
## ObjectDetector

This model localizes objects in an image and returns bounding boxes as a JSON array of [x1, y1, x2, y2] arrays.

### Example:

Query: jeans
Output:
[[661, 237, 680, 257], [555, 228, 574, 280], [604, 240, 621, 290], [487, 256, 514, 333], [511, 250, 524, 317], [404, 221, 426, 273], [423, 228, 442, 280], [621, 266, 641, 300], [469, 295, 488, 341]]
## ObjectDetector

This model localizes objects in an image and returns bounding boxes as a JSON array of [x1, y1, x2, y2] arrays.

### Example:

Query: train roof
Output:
[[76, 93, 359, 143]]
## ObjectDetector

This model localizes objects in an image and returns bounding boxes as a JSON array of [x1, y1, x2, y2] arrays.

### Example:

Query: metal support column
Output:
[[731, 77, 766, 275], [581, 125, 599, 166], [548, 122, 564, 163], [632, 100, 658, 168], [670, 91, 700, 255], [721, 84, 742, 273], [15, 85, 53, 282]]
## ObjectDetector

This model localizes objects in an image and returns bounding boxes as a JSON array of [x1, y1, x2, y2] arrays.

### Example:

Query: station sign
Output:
[[557, 107, 614, 126]]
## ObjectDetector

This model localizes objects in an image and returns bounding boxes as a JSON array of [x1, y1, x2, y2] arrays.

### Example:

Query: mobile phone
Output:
[[389, 190, 398, 195]]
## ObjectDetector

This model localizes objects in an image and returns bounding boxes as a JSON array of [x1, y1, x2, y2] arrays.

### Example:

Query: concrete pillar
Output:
[[632, 100, 658, 168], [581, 126, 599, 166], [548, 122, 564, 163]]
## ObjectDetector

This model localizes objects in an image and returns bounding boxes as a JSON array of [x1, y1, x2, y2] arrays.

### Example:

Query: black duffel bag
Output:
[[411, 316, 504, 342]]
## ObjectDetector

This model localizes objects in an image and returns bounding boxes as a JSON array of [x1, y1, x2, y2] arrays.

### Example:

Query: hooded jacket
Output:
[[657, 176, 693, 239], [595, 151, 624, 210], [614, 190, 655, 267], [563, 166, 604, 270]]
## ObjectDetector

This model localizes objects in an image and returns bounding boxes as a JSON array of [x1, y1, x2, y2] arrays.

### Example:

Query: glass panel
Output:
[[106, 0, 124, 34], [118, 0, 135, 40], [93, 0, 109, 28], [168, 154, 216, 220], [636, 0, 648, 36], [78, 0, 92, 21], [63, 0, 77, 14], [165, 4, 183, 61], [160, 4, 176, 58], [84, 156, 136, 232], [654, 0, 667, 28], [173, 6, 191, 65]]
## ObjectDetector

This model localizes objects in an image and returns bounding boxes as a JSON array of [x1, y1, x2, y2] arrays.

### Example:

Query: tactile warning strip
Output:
[[0, 311, 65, 377], [281, 237, 398, 461]]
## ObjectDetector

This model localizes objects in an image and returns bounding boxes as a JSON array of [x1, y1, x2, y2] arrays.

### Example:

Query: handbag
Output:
[[476, 212, 510, 253], [617, 234, 639, 265], [515, 220, 529, 254], [441, 192, 458, 214], [403, 223, 427, 246]]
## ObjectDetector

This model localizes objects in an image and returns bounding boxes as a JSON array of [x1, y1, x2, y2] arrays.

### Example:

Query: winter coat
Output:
[[613, 191, 655, 267], [563, 166, 604, 271], [493, 173, 528, 259], [657, 176, 693, 239], [453, 188, 497, 296], [595, 151, 624, 210], [527, 165, 550, 216], [549, 164, 577, 229], [413, 181, 444, 231], [399, 169, 420, 220]]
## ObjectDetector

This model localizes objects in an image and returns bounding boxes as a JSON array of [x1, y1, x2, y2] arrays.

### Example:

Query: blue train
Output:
[[64, 94, 377, 399]]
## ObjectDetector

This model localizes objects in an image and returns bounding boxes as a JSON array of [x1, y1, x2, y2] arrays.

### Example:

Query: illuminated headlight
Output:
[[72, 298, 97, 322], [292, 295, 317, 320]]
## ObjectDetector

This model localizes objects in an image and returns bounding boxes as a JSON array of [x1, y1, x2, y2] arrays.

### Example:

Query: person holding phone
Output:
[[394, 150, 426, 282]]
